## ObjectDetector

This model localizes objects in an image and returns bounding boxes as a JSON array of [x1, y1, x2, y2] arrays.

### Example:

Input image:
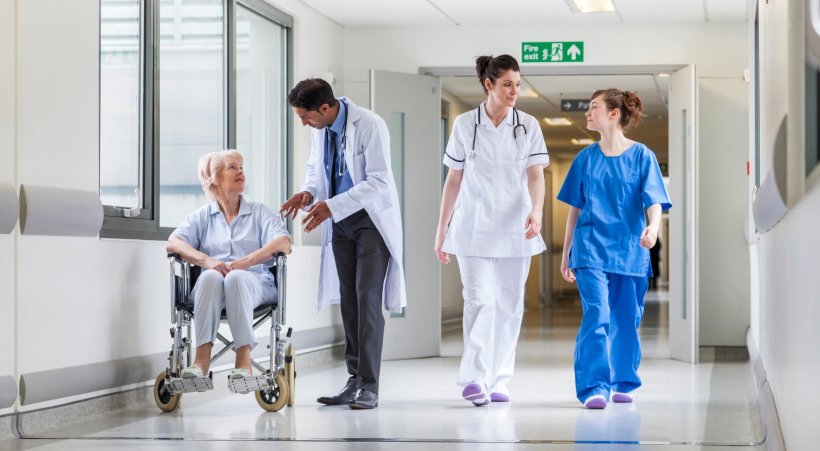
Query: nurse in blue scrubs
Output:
[[557, 89, 671, 409]]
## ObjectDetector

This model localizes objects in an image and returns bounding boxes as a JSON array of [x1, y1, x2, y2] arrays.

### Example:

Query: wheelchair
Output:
[[153, 252, 295, 412]]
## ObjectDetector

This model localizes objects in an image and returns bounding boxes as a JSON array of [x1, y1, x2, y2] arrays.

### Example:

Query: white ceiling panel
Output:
[[705, 0, 749, 22], [298, 0, 746, 27], [297, 0, 452, 27], [610, 0, 704, 23], [435, 0, 620, 26]]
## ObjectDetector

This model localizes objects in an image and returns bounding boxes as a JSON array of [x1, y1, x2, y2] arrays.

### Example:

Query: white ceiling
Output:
[[299, 0, 748, 28]]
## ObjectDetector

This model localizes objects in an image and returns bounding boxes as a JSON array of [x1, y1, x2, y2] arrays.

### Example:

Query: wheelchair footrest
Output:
[[167, 376, 214, 394], [227, 374, 272, 394]]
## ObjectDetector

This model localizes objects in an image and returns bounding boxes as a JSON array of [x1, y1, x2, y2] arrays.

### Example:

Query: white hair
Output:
[[197, 149, 244, 201]]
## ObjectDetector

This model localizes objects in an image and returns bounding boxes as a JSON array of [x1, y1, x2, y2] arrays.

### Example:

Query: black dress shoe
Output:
[[349, 389, 378, 409], [317, 382, 359, 406]]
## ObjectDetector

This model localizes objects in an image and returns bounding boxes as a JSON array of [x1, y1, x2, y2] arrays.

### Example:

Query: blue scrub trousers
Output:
[[574, 267, 647, 403]]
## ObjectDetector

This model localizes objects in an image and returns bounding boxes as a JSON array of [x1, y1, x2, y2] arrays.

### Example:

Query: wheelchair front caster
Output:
[[285, 343, 296, 407], [153, 371, 181, 412], [255, 371, 288, 412]]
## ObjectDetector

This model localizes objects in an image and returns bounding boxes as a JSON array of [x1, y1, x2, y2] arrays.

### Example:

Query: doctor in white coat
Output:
[[281, 78, 406, 410], [435, 55, 549, 406]]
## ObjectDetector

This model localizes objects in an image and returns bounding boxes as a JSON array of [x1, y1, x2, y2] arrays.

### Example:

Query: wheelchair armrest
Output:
[[270, 252, 287, 273]]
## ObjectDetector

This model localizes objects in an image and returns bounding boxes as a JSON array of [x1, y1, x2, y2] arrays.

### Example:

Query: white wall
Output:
[[342, 23, 747, 101], [4, 0, 344, 409], [341, 23, 751, 346], [755, 0, 820, 449], [0, 0, 17, 414]]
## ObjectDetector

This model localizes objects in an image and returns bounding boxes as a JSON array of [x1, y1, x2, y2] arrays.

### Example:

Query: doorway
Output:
[[426, 65, 696, 363]]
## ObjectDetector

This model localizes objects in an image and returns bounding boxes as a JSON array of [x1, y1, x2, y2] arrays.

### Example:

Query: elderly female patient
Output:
[[166, 149, 291, 380]]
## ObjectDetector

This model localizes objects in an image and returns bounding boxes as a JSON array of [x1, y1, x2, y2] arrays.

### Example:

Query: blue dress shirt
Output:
[[325, 99, 354, 197]]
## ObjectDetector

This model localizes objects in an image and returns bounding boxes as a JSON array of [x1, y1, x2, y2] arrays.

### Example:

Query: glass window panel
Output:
[[159, 0, 224, 228], [236, 5, 286, 208], [100, 0, 141, 209]]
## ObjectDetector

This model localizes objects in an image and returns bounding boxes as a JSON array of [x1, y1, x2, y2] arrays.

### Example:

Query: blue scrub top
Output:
[[171, 196, 290, 284], [557, 142, 671, 277]]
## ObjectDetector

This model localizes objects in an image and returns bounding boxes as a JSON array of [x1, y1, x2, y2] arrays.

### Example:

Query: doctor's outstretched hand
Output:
[[434, 229, 450, 264], [524, 210, 542, 240], [279, 191, 313, 220], [302, 201, 331, 233]]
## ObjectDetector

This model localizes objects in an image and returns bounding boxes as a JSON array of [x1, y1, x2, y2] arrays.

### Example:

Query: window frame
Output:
[[99, 0, 293, 240]]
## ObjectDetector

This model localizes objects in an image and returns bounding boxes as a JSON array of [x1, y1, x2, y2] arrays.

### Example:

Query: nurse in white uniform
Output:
[[435, 54, 549, 406]]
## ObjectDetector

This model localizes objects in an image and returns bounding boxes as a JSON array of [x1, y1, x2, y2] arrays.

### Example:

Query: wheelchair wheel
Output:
[[154, 371, 181, 412], [255, 371, 288, 412], [285, 343, 296, 407]]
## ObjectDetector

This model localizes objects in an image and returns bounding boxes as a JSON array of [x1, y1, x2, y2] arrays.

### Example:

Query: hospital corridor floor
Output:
[[3, 289, 765, 450]]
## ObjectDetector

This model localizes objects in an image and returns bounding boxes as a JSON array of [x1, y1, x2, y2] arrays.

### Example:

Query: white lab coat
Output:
[[442, 103, 549, 257], [300, 97, 407, 313]]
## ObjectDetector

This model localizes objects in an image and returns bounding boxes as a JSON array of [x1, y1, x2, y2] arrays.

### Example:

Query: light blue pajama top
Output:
[[557, 142, 671, 277], [171, 196, 290, 285]]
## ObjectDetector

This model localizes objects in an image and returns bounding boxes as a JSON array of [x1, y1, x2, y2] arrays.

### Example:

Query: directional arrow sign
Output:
[[561, 99, 590, 112], [567, 44, 581, 61], [522, 41, 584, 63]]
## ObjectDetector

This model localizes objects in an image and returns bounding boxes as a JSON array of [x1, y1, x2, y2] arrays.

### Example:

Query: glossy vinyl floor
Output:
[[6, 288, 765, 450]]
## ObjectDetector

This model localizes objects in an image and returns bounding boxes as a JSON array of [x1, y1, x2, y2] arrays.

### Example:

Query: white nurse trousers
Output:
[[456, 255, 531, 392]]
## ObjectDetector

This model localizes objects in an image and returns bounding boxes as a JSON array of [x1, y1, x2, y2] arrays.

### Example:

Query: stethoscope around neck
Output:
[[470, 104, 528, 160], [325, 103, 348, 177]]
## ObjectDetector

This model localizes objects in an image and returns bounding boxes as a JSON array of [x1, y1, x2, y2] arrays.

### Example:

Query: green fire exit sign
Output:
[[522, 42, 584, 63]]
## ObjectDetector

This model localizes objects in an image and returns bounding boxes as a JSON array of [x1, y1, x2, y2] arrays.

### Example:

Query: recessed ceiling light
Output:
[[571, 138, 595, 145], [565, 0, 616, 13], [657, 73, 670, 78], [518, 88, 539, 98], [544, 117, 572, 126]]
